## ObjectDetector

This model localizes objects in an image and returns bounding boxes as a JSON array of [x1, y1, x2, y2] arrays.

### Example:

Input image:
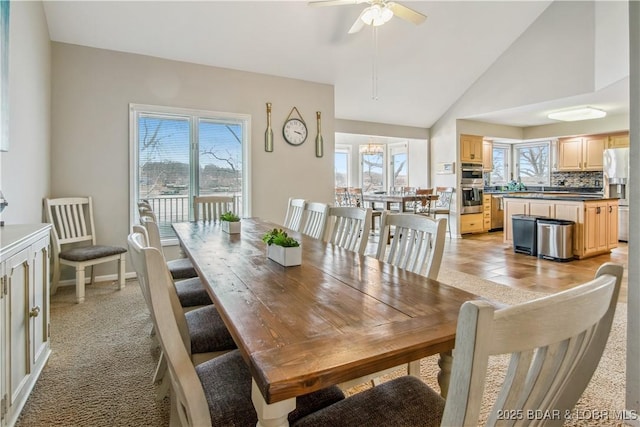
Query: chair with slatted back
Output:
[[335, 187, 349, 207], [283, 198, 306, 232], [292, 262, 624, 427], [128, 229, 238, 399], [45, 197, 127, 303], [376, 212, 446, 280], [193, 195, 235, 222], [141, 218, 211, 309], [301, 202, 329, 239], [430, 187, 454, 237], [325, 207, 372, 255], [414, 188, 434, 214], [346, 187, 364, 207], [140, 234, 346, 426], [338, 211, 447, 389], [138, 203, 195, 280]]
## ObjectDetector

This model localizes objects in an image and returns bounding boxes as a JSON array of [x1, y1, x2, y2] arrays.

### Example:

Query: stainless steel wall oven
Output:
[[460, 163, 484, 214]]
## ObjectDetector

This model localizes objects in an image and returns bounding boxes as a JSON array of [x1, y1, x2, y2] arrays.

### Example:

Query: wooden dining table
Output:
[[173, 219, 479, 427], [363, 192, 439, 213]]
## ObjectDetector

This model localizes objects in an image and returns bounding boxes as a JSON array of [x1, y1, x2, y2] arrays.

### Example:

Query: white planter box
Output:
[[267, 244, 301, 267], [222, 220, 241, 234]]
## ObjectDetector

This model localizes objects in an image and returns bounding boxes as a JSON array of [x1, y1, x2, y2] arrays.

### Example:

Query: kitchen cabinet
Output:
[[608, 132, 629, 148], [503, 197, 618, 259], [460, 134, 483, 163], [482, 140, 493, 171], [483, 194, 491, 231], [460, 213, 484, 234], [582, 201, 619, 256], [528, 200, 554, 217], [503, 199, 528, 242], [557, 136, 605, 171], [1, 225, 51, 427]]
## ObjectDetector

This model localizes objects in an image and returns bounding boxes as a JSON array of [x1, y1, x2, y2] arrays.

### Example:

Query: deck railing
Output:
[[142, 194, 242, 238]]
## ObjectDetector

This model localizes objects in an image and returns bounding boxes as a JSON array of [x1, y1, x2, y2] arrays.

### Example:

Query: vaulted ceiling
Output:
[[42, 1, 629, 129]]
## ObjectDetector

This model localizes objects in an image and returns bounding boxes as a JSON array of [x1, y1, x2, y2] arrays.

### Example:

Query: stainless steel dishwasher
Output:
[[490, 195, 504, 230]]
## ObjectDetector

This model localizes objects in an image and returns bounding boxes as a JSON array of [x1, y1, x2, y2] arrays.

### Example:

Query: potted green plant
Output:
[[261, 228, 301, 266], [220, 211, 241, 234]]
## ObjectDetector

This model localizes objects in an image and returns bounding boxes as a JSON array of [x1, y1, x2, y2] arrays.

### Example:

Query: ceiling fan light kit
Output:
[[360, 4, 393, 26], [309, 0, 426, 33], [547, 107, 607, 122]]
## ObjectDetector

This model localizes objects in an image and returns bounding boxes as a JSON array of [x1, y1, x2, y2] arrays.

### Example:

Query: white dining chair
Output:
[[283, 198, 306, 232], [141, 218, 211, 309], [301, 202, 329, 239], [45, 196, 127, 303], [141, 236, 346, 426], [376, 211, 447, 280], [325, 206, 372, 255], [128, 228, 238, 398], [291, 262, 624, 427], [139, 205, 196, 280], [193, 195, 235, 222], [427, 187, 454, 237]]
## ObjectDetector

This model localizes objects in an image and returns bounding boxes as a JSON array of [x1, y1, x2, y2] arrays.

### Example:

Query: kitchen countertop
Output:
[[501, 193, 618, 202]]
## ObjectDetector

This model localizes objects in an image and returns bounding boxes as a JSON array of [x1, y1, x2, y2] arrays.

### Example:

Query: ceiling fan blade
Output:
[[308, 0, 365, 7], [348, 11, 367, 34], [387, 2, 427, 25]]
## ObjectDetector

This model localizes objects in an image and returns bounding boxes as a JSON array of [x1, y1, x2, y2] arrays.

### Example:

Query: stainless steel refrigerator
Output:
[[603, 147, 629, 241]]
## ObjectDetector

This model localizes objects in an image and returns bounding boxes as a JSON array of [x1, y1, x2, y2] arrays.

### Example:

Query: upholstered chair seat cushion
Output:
[[185, 305, 236, 354], [196, 350, 346, 426], [59, 245, 127, 262], [167, 257, 198, 280], [292, 376, 444, 427], [174, 277, 212, 307]]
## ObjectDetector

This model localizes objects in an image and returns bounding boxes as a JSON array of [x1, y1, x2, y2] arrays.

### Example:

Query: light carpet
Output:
[[15, 268, 627, 426]]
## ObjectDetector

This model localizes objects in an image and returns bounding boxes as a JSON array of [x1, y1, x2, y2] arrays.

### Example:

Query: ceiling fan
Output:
[[308, 0, 427, 34]]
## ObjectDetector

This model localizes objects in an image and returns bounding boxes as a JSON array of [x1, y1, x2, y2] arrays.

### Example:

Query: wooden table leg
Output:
[[251, 379, 296, 427], [437, 350, 453, 398]]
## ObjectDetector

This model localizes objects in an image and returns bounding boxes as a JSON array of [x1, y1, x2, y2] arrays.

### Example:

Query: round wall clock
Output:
[[283, 118, 308, 146]]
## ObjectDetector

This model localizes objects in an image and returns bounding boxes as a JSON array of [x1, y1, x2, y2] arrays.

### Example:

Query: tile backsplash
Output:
[[551, 171, 603, 188]]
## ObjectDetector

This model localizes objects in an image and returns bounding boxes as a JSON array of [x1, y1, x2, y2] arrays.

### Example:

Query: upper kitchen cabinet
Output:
[[608, 132, 629, 148], [482, 140, 493, 171], [557, 135, 606, 171], [460, 134, 483, 163]]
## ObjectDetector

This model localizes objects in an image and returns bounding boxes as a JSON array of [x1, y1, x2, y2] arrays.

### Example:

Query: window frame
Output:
[[359, 144, 386, 192], [334, 144, 352, 187], [129, 103, 251, 245], [490, 142, 511, 186], [514, 141, 551, 187], [388, 142, 409, 189]]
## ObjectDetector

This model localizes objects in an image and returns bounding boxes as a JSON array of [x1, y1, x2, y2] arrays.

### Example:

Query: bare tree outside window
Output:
[[135, 110, 246, 238], [361, 151, 384, 192], [516, 143, 550, 186]]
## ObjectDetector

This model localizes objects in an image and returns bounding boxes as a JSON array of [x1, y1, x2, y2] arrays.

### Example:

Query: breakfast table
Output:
[[173, 219, 478, 427], [363, 192, 439, 214]]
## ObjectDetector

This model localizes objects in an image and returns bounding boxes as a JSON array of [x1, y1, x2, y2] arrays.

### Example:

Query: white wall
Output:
[[0, 1, 50, 224], [50, 43, 335, 274]]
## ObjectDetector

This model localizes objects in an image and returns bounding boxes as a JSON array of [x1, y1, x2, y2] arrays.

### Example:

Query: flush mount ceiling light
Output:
[[547, 107, 607, 122]]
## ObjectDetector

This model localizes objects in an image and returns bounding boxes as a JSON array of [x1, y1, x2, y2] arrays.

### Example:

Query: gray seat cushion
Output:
[[59, 245, 127, 262], [196, 350, 345, 426], [292, 376, 445, 427], [167, 257, 197, 280], [175, 277, 212, 307], [185, 305, 236, 354]]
